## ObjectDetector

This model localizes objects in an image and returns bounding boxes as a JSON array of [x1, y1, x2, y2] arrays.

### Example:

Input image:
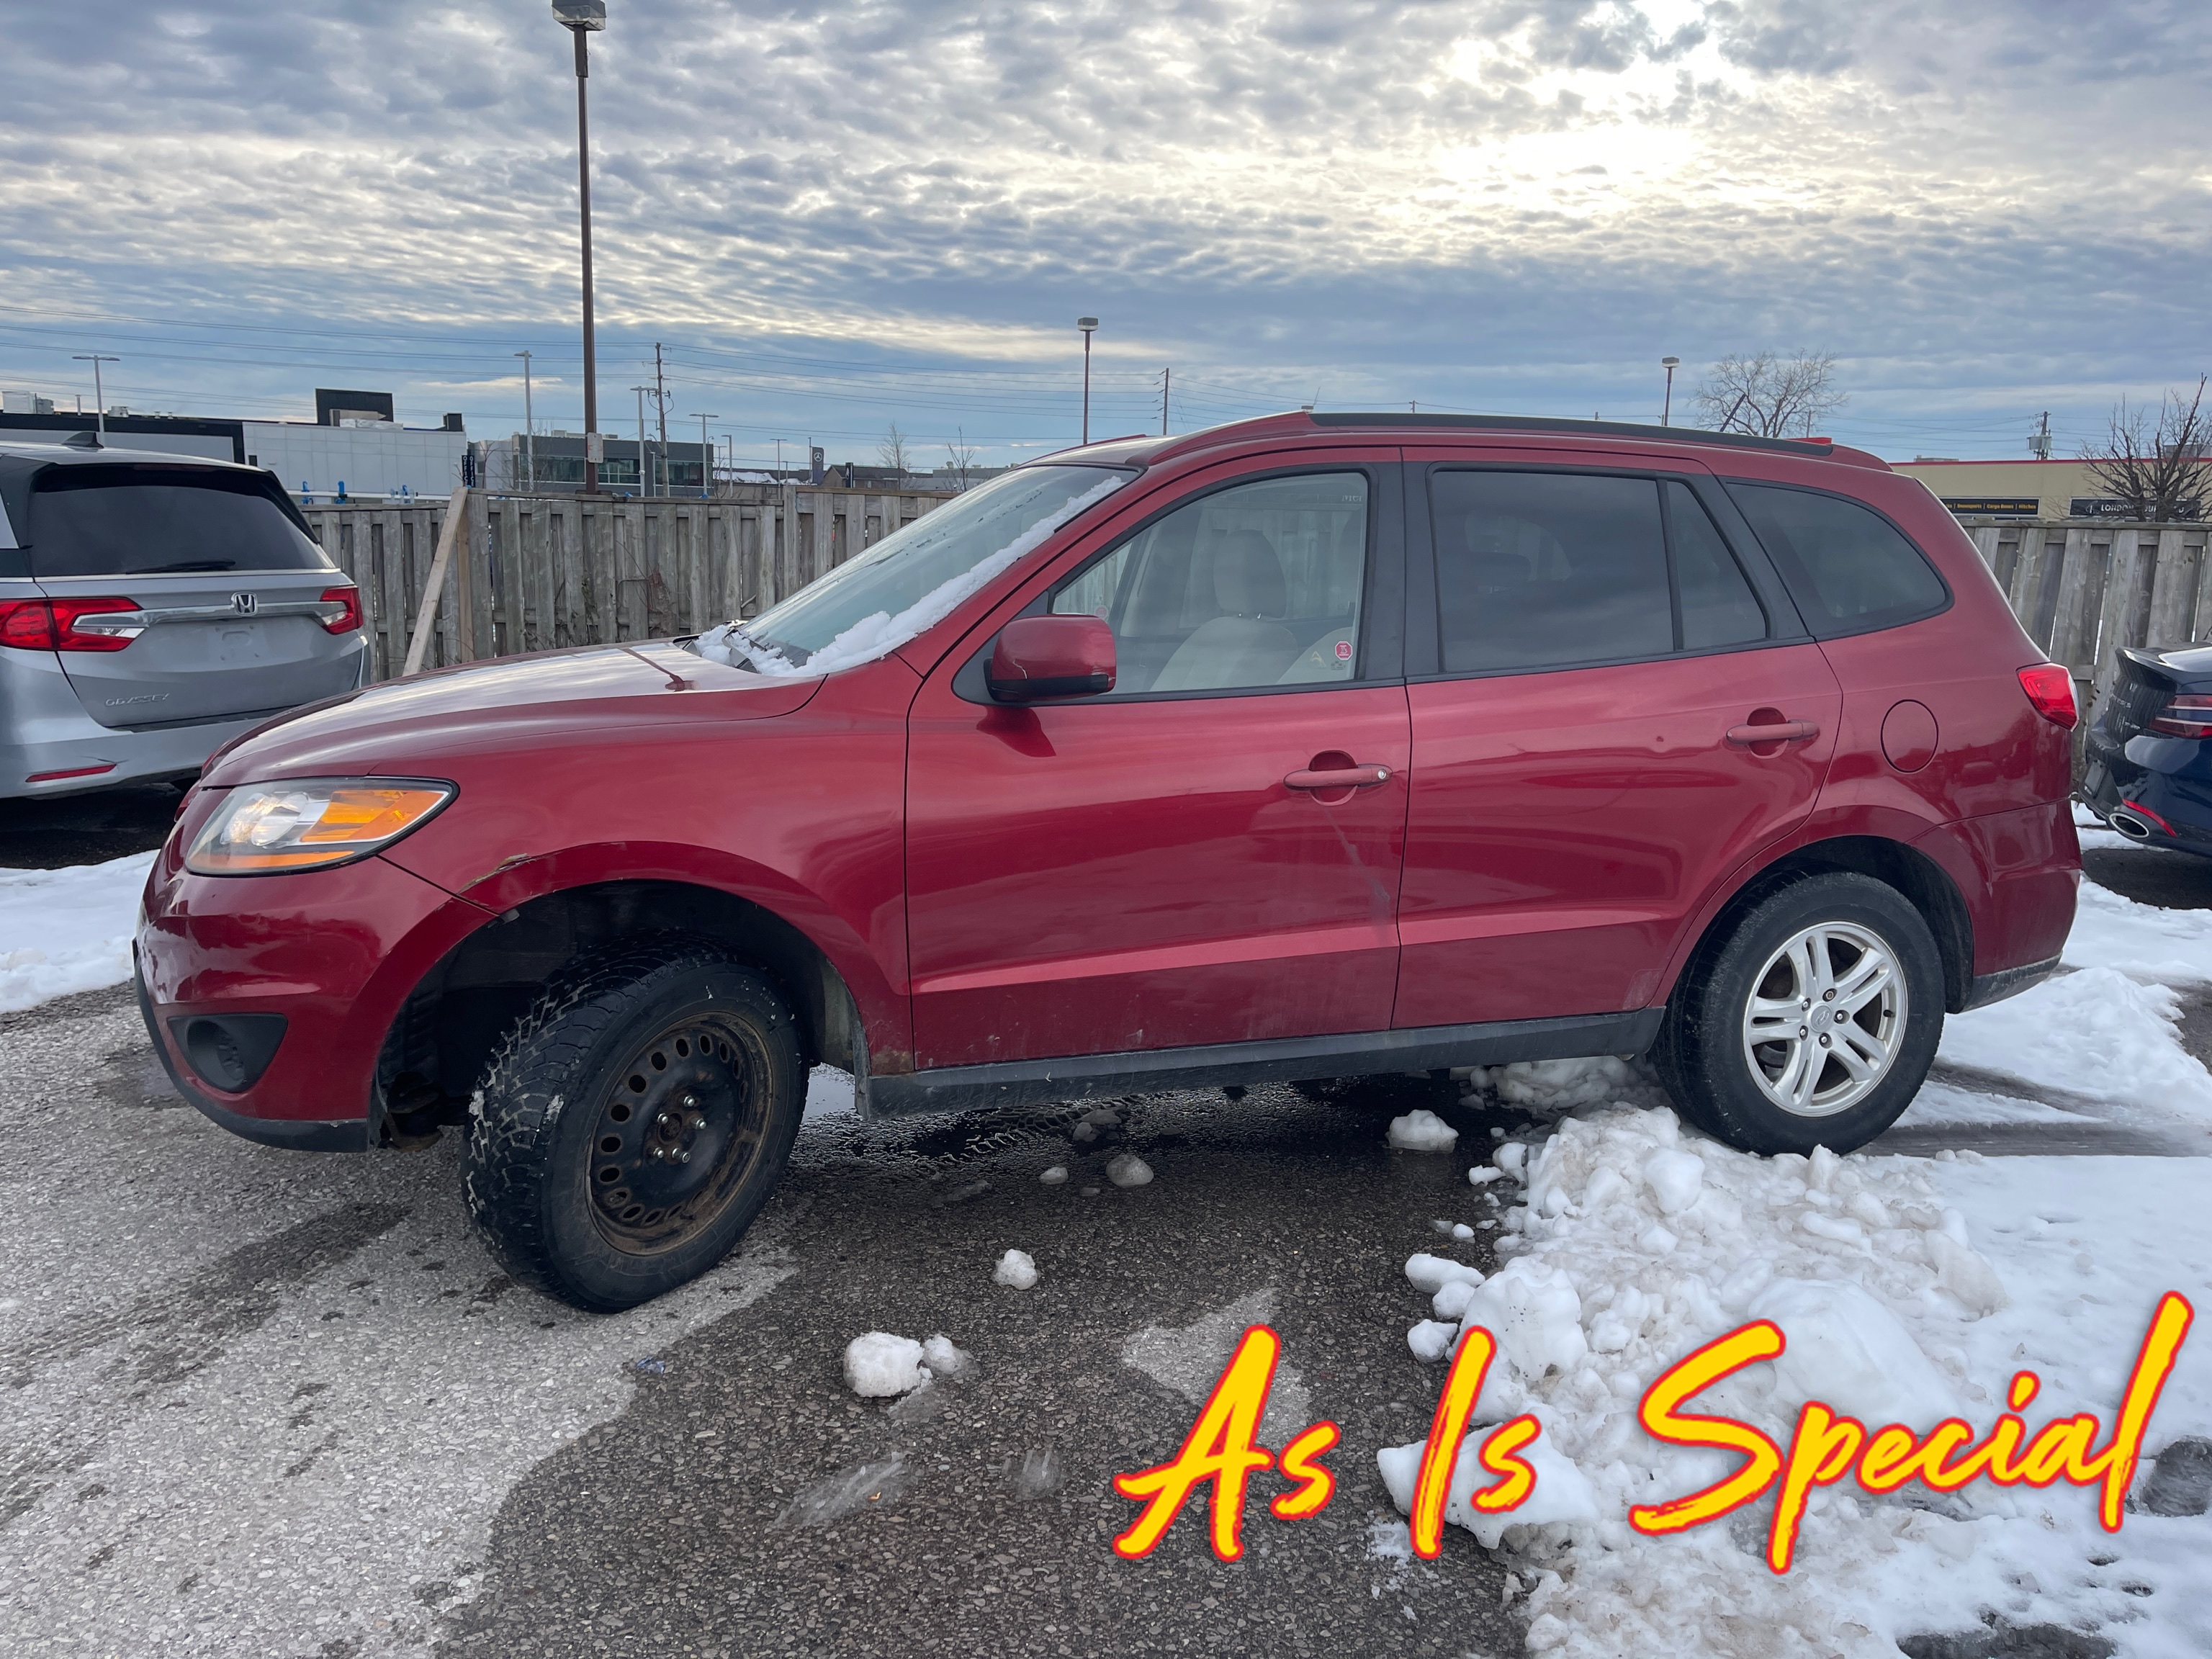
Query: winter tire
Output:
[[462, 935, 804, 1312], [1652, 871, 1942, 1156]]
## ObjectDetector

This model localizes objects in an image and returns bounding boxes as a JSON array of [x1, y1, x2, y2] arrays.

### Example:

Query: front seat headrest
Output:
[[1211, 530, 1287, 619]]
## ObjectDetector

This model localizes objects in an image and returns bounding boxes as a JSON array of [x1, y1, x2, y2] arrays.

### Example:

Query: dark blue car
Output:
[[2082, 644, 2212, 853]]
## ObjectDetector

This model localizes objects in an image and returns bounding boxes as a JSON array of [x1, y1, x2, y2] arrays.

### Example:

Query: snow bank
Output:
[[1388, 1108, 1460, 1152], [1388, 1100, 2212, 1657], [2064, 876, 2212, 984], [696, 474, 1123, 678], [0, 853, 156, 1015], [1941, 964, 2212, 1115], [1378, 1410, 1599, 1549]]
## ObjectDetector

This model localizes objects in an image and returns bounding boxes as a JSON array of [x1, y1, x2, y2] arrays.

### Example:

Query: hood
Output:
[[202, 642, 822, 786]]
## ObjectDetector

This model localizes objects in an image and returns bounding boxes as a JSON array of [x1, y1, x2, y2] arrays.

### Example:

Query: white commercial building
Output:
[[240, 421, 469, 502]]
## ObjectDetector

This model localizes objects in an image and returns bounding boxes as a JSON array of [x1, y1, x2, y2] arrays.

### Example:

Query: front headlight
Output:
[[186, 778, 456, 875]]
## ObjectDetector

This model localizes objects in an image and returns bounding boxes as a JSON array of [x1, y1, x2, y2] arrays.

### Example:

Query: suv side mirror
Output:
[[987, 615, 1116, 702]]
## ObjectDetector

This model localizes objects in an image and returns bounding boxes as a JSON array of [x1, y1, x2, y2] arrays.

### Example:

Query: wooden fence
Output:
[[1961, 519, 2211, 690], [300, 495, 2200, 695], [300, 485, 951, 681]]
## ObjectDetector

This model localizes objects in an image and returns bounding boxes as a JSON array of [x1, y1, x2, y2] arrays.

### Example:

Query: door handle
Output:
[[1285, 764, 1393, 790], [1725, 719, 1820, 747]]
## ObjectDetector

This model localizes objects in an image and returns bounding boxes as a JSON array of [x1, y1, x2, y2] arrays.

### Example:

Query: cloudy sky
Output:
[[1, 0, 2206, 466]]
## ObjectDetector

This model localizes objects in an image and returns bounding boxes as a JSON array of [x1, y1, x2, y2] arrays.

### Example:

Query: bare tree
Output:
[[943, 428, 979, 491], [2083, 377, 2212, 522], [878, 423, 910, 483], [1694, 350, 1848, 439]]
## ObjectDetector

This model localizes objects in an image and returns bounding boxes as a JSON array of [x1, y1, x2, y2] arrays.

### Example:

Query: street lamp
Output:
[[73, 354, 120, 438], [553, 0, 606, 493], [1076, 317, 1098, 445], [1660, 356, 1681, 427]]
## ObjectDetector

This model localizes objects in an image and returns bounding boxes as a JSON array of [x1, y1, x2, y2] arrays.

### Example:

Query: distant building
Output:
[[1890, 457, 2137, 521], [0, 387, 467, 500], [482, 432, 710, 495]]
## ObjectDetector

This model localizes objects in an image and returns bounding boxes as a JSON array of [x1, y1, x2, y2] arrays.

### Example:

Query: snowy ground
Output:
[[0, 853, 153, 1015]]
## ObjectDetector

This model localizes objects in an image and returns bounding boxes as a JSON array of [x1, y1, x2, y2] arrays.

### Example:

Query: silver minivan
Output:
[[0, 438, 367, 797]]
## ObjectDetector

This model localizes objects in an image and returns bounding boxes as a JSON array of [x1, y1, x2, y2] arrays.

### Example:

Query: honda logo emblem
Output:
[[229, 592, 258, 616]]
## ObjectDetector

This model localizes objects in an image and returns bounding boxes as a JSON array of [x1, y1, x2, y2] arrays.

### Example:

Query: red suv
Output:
[[135, 413, 2080, 1309]]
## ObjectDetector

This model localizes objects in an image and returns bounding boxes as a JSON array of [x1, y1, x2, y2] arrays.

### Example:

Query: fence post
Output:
[[402, 487, 469, 675]]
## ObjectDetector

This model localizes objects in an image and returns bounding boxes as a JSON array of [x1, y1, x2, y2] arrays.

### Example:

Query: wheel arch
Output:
[[372, 877, 866, 1143], [1673, 834, 1975, 1017]]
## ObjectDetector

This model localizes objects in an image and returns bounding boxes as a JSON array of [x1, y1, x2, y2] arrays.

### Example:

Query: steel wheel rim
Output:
[[1740, 920, 1906, 1119], [585, 1012, 767, 1254]]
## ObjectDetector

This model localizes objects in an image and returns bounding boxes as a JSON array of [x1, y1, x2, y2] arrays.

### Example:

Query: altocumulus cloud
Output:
[[0, 0, 2207, 455]]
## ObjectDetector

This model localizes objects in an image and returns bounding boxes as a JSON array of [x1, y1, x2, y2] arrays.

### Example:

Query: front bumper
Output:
[[135, 842, 496, 1150]]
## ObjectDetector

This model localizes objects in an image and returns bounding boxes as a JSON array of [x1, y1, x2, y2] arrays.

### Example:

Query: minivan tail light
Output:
[[316, 586, 362, 634], [2017, 662, 2077, 729], [2149, 694, 2212, 739], [0, 597, 143, 652]]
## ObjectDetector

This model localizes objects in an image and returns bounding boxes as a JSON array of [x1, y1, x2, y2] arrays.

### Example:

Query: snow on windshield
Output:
[[696, 467, 1128, 678]]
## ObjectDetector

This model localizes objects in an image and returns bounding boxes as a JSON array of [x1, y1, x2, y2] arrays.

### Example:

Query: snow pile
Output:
[[696, 474, 1123, 678], [1382, 1098, 2078, 1656], [1382, 1081, 2212, 1656], [1941, 964, 2212, 1115], [842, 1333, 929, 1397], [1388, 1108, 1460, 1152], [1462, 1056, 1653, 1114], [0, 853, 156, 1015], [992, 1248, 1039, 1290], [1105, 1152, 1154, 1188]]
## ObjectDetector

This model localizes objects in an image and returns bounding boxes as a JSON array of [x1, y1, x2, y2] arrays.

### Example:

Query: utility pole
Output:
[[73, 355, 120, 437], [691, 413, 717, 497], [2031, 410, 2053, 460], [653, 342, 669, 498], [551, 2, 606, 493], [633, 385, 651, 495], [515, 350, 535, 489], [1161, 367, 1170, 436]]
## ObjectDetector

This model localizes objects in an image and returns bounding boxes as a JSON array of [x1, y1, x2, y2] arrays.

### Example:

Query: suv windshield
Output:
[[703, 464, 1131, 674], [27, 464, 333, 577]]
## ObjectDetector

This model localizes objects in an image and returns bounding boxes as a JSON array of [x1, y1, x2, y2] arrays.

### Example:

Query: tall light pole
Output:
[[1076, 317, 1098, 445], [514, 350, 535, 489], [690, 413, 716, 498], [73, 354, 119, 438], [1660, 356, 1680, 426], [553, 1, 606, 493]]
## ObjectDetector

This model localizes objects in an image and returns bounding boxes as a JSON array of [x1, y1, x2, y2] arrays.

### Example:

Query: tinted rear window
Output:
[[27, 465, 332, 578], [1726, 482, 1947, 637]]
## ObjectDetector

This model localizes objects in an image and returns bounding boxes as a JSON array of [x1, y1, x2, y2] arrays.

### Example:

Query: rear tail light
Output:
[[2148, 694, 2212, 739], [0, 597, 144, 652], [2017, 662, 2078, 729], [316, 585, 362, 634]]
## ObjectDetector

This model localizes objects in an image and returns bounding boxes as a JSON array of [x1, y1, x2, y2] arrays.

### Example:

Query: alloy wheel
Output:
[[1740, 921, 1907, 1118]]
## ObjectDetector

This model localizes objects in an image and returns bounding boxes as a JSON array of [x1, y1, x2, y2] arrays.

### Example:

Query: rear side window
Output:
[[1430, 471, 1773, 675], [26, 465, 332, 578], [1726, 482, 1947, 637]]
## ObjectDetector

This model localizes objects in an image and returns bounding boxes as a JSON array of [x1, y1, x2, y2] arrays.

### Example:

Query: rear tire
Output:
[[462, 935, 804, 1312], [1653, 872, 1941, 1156]]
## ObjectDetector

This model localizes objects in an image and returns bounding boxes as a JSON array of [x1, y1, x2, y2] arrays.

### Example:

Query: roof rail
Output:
[[1308, 412, 1835, 458]]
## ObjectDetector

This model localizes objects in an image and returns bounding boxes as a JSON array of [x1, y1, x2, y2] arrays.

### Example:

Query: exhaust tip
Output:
[[2108, 809, 2155, 841]]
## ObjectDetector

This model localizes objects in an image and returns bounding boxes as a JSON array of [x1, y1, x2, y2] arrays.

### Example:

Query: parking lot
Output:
[[4, 793, 2211, 1658]]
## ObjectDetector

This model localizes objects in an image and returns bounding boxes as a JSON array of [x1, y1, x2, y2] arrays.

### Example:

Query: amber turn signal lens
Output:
[[186, 780, 455, 875]]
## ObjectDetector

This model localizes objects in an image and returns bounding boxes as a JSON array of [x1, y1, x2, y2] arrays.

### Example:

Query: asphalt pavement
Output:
[[5, 806, 2211, 1656]]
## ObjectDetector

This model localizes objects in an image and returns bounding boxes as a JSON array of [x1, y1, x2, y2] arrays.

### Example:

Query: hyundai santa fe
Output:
[[0, 439, 366, 796], [135, 412, 2082, 1310]]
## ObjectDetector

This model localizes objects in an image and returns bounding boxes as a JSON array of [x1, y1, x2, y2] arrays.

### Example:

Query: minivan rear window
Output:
[[1726, 482, 1947, 637], [26, 464, 333, 579]]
